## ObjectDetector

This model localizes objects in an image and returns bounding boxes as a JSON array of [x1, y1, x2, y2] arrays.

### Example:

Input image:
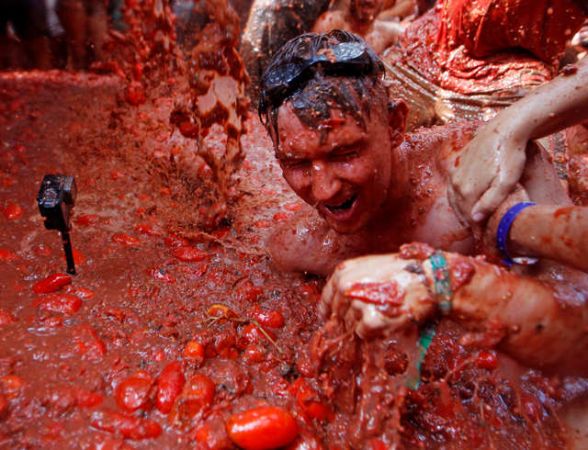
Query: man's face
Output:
[[275, 101, 394, 234]]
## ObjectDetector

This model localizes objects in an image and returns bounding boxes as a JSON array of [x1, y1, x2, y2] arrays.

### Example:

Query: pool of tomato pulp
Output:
[[0, 14, 587, 450]]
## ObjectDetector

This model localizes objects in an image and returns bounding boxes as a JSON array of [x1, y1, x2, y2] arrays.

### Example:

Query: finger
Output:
[[471, 152, 526, 221], [470, 179, 516, 222]]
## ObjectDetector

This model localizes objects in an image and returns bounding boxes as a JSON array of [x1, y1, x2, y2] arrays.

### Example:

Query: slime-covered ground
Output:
[[1, 71, 587, 450], [0, 71, 323, 449]]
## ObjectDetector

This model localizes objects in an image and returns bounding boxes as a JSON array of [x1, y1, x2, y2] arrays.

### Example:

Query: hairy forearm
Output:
[[505, 57, 588, 140], [509, 205, 588, 271], [422, 253, 587, 372]]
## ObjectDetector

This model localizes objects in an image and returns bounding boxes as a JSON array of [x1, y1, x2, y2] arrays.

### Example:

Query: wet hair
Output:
[[258, 30, 387, 145]]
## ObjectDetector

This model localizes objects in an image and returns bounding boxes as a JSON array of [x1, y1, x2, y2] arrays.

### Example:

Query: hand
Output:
[[319, 254, 434, 339], [448, 119, 528, 224]]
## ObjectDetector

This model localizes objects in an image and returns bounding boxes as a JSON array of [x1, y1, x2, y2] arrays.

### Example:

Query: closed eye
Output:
[[281, 159, 310, 170], [329, 144, 361, 162]]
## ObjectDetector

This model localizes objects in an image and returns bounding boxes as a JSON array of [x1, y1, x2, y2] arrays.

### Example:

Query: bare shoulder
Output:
[[312, 10, 347, 33], [267, 211, 343, 276]]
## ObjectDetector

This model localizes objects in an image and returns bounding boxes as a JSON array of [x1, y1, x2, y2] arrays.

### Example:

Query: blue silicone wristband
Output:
[[496, 202, 536, 267]]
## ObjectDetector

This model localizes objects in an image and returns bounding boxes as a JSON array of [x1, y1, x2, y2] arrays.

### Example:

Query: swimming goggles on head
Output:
[[259, 39, 384, 115]]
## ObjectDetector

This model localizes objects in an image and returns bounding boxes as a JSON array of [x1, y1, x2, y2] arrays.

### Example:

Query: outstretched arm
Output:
[[321, 245, 588, 375], [448, 57, 588, 223]]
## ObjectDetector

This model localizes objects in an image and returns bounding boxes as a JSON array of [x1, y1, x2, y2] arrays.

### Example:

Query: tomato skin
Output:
[[0, 248, 17, 261], [171, 374, 215, 425], [91, 410, 162, 440], [183, 341, 205, 362], [289, 379, 333, 422], [3, 202, 23, 220], [226, 406, 299, 450], [476, 350, 498, 370], [156, 361, 185, 414], [172, 246, 208, 262], [115, 372, 153, 412], [112, 233, 141, 246], [33, 293, 82, 315], [32, 273, 72, 294], [253, 309, 285, 329]]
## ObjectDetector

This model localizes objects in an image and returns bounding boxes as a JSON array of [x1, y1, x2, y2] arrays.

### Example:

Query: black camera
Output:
[[37, 175, 77, 274]]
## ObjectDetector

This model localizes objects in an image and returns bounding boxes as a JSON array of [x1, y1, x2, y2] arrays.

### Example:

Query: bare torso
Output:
[[269, 121, 578, 276]]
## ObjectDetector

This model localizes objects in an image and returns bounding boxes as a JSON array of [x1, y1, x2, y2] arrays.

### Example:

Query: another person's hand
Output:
[[319, 254, 434, 338], [448, 117, 528, 224]]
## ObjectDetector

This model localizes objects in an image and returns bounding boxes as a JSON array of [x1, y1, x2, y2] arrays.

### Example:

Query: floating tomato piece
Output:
[[91, 410, 162, 440], [75, 214, 99, 227], [254, 309, 285, 329], [173, 374, 215, 421], [183, 341, 205, 362], [156, 361, 185, 414], [172, 246, 208, 262], [476, 350, 498, 370], [0, 248, 17, 261], [115, 371, 153, 412], [3, 202, 23, 220], [240, 324, 275, 346], [32, 273, 72, 294], [243, 345, 266, 364], [289, 379, 333, 422], [33, 293, 82, 315], [226, 406, 299, 450], [112, 233, 140, 246]]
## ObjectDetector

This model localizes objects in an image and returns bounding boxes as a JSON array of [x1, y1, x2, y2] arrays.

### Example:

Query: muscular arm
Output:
[[508, 205, 588, 272], [449, 57, 588, 222], [267, 213, 358, 276], [321, 247, 588, 375]]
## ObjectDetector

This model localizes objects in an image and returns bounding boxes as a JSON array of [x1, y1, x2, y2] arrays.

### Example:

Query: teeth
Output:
[[327, 195, 356, 211]]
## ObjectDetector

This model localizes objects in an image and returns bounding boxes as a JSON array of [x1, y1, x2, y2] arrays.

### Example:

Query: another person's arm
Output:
[[320, 245, 588, 375], [449, 57, 588, 223]]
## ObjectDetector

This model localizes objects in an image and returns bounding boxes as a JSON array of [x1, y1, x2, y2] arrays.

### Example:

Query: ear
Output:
[[387, 99, 408, 146]]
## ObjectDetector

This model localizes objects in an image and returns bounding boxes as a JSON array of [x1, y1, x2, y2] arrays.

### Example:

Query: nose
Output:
[[310, 161, 340, 202]]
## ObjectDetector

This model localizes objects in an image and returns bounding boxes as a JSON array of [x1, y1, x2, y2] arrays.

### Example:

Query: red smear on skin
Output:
[[399, 242, 435, 260], [344, 281, 405, 306], [449, 260, 475, 292]]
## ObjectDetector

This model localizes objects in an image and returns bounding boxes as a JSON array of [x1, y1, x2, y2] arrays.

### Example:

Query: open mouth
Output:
[[325, 194, 357, 214]]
